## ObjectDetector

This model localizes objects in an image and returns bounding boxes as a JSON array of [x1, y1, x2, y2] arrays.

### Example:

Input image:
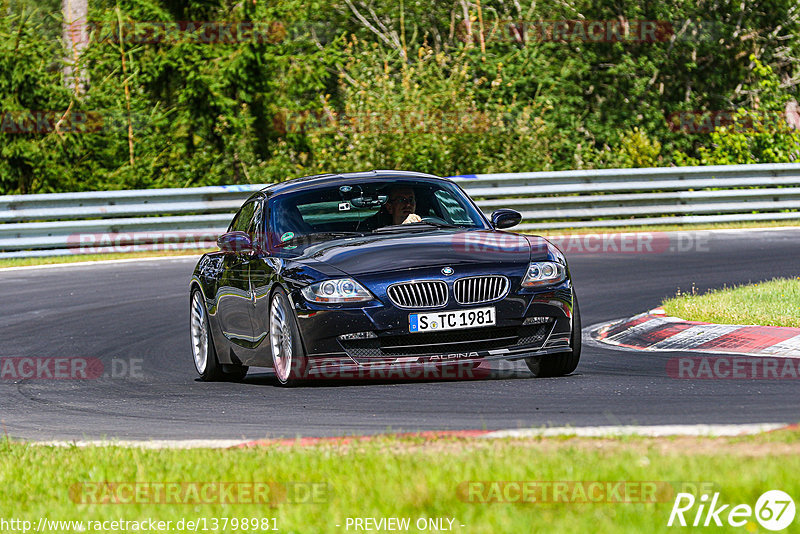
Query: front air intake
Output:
[[387, 281, 448, 308], [454, 275, 509, 304]]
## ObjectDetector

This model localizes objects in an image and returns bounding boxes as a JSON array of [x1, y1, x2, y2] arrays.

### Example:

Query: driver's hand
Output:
[[402, 213, 422, 224]]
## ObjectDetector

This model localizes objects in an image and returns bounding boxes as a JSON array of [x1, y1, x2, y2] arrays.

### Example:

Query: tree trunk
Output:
[[62, 0, 88, 94]]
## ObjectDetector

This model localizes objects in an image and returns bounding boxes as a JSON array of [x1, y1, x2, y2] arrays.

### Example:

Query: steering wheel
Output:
[[420, 216, 449, 225]]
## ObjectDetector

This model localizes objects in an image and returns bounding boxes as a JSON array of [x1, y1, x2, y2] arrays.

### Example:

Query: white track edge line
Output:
[[18, 423, 794, 448], [25, 439, 250, 449], [0, 255, 200, 272], [483, 423, 791, 438]]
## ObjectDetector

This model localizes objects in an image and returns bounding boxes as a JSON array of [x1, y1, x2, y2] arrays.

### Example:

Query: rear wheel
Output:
[[270, 287, 308, 386], [190, 289, 248, 382], [525, 293, 582, 378], [191, 289, 224, 381]]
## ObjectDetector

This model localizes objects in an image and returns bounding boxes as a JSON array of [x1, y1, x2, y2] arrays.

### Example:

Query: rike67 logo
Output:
[[668, 490, 795, 531]]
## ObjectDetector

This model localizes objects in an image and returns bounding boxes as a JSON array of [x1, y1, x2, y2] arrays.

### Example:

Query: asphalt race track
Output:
[[1, 228, 799, 440]]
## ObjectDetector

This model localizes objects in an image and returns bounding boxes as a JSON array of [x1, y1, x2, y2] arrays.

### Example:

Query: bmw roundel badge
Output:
[[441, 266, 454, 275]]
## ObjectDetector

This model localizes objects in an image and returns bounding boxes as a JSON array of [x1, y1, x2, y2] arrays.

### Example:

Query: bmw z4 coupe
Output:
[[189, 170, 580, 386]]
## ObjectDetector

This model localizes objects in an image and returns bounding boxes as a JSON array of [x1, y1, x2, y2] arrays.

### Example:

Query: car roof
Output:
[[256, 170, 453, 198]]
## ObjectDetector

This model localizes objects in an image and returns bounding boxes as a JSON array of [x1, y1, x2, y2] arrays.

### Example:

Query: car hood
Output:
[[289, 229, 551, 276]]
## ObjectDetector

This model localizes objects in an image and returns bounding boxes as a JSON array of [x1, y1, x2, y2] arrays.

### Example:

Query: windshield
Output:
[[269, 179, 488, 246]]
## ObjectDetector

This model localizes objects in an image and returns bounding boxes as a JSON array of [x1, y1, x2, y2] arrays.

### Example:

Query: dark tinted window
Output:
[[249, 201, 264, 250], [229, 201, 256, 233]]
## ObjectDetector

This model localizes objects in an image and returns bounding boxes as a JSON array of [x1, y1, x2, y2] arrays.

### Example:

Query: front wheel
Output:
[[525, 293, 582, 378], [270, 287, 308, 386]]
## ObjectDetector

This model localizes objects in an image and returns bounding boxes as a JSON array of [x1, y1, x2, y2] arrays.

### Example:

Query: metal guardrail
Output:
[[1, 163, 800, 258], [0, 185, 263, 258]]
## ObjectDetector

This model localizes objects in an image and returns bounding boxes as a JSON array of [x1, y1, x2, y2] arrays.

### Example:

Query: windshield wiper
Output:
[[276, 231, 365, 247]]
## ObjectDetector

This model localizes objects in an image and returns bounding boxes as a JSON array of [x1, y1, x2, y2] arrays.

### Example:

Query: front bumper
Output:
[[291, 278, 575, 368]]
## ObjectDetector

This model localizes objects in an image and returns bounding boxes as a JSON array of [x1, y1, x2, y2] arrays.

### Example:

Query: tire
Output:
[[190, 289, 248, 382], [269, 286, 308, 386], [222, 364, 249, 381], [525, 293, 582, 378]]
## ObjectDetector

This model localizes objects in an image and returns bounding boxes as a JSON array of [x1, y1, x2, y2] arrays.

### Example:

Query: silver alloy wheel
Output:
[[190, 291, 208, 374], [270, 293, 293, 383]]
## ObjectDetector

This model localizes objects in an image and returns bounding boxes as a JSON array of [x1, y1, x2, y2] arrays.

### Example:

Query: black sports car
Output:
[[189, 170, 580, 386]]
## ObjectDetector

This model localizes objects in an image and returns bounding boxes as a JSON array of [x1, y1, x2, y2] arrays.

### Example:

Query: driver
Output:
[[358, 185, 422, 230], [385, 186, 422, 225]]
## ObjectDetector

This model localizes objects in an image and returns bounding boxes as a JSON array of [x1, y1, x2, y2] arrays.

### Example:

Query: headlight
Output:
[[521, 261, 566, 287], [301, 278, 373, 303]]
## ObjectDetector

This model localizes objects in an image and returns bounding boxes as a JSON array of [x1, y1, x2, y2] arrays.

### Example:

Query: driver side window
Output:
[[229, 201, 256, 233], [248, 202, 264, 252]]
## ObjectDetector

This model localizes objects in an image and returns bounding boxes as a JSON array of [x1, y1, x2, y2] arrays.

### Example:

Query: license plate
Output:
[[409, 307, 496, 333]]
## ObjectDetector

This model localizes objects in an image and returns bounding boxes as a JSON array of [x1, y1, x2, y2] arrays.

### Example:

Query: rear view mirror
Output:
[[340, 184, 387, 209], [217, 231, 253, 253], [350, 195, 388, 209]]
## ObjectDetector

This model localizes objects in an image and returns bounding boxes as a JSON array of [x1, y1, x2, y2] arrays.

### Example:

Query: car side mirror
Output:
[[490, 209, 522, 229], [217, 231, 253, 253]]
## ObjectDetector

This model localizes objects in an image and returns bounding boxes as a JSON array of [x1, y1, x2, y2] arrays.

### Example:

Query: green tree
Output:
[[674, 56, 800, 165]]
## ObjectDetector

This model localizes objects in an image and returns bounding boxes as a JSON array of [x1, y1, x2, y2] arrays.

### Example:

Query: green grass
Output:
[[0, 249, 214, 269], [662, 278, 800, 327], [2, 432, 799, 533]]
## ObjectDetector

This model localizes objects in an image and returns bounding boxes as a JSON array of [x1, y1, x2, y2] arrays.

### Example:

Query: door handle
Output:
[[248, 278, 256, 305]]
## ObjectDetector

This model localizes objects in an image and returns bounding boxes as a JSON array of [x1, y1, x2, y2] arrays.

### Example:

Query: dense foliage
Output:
[[1, 0, 800, 193]]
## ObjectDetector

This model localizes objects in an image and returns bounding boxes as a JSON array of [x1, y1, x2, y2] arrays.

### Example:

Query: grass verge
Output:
[[2, 431, 799, 533], [662, 278, 800, 327], [0, 249, 214, 269]]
